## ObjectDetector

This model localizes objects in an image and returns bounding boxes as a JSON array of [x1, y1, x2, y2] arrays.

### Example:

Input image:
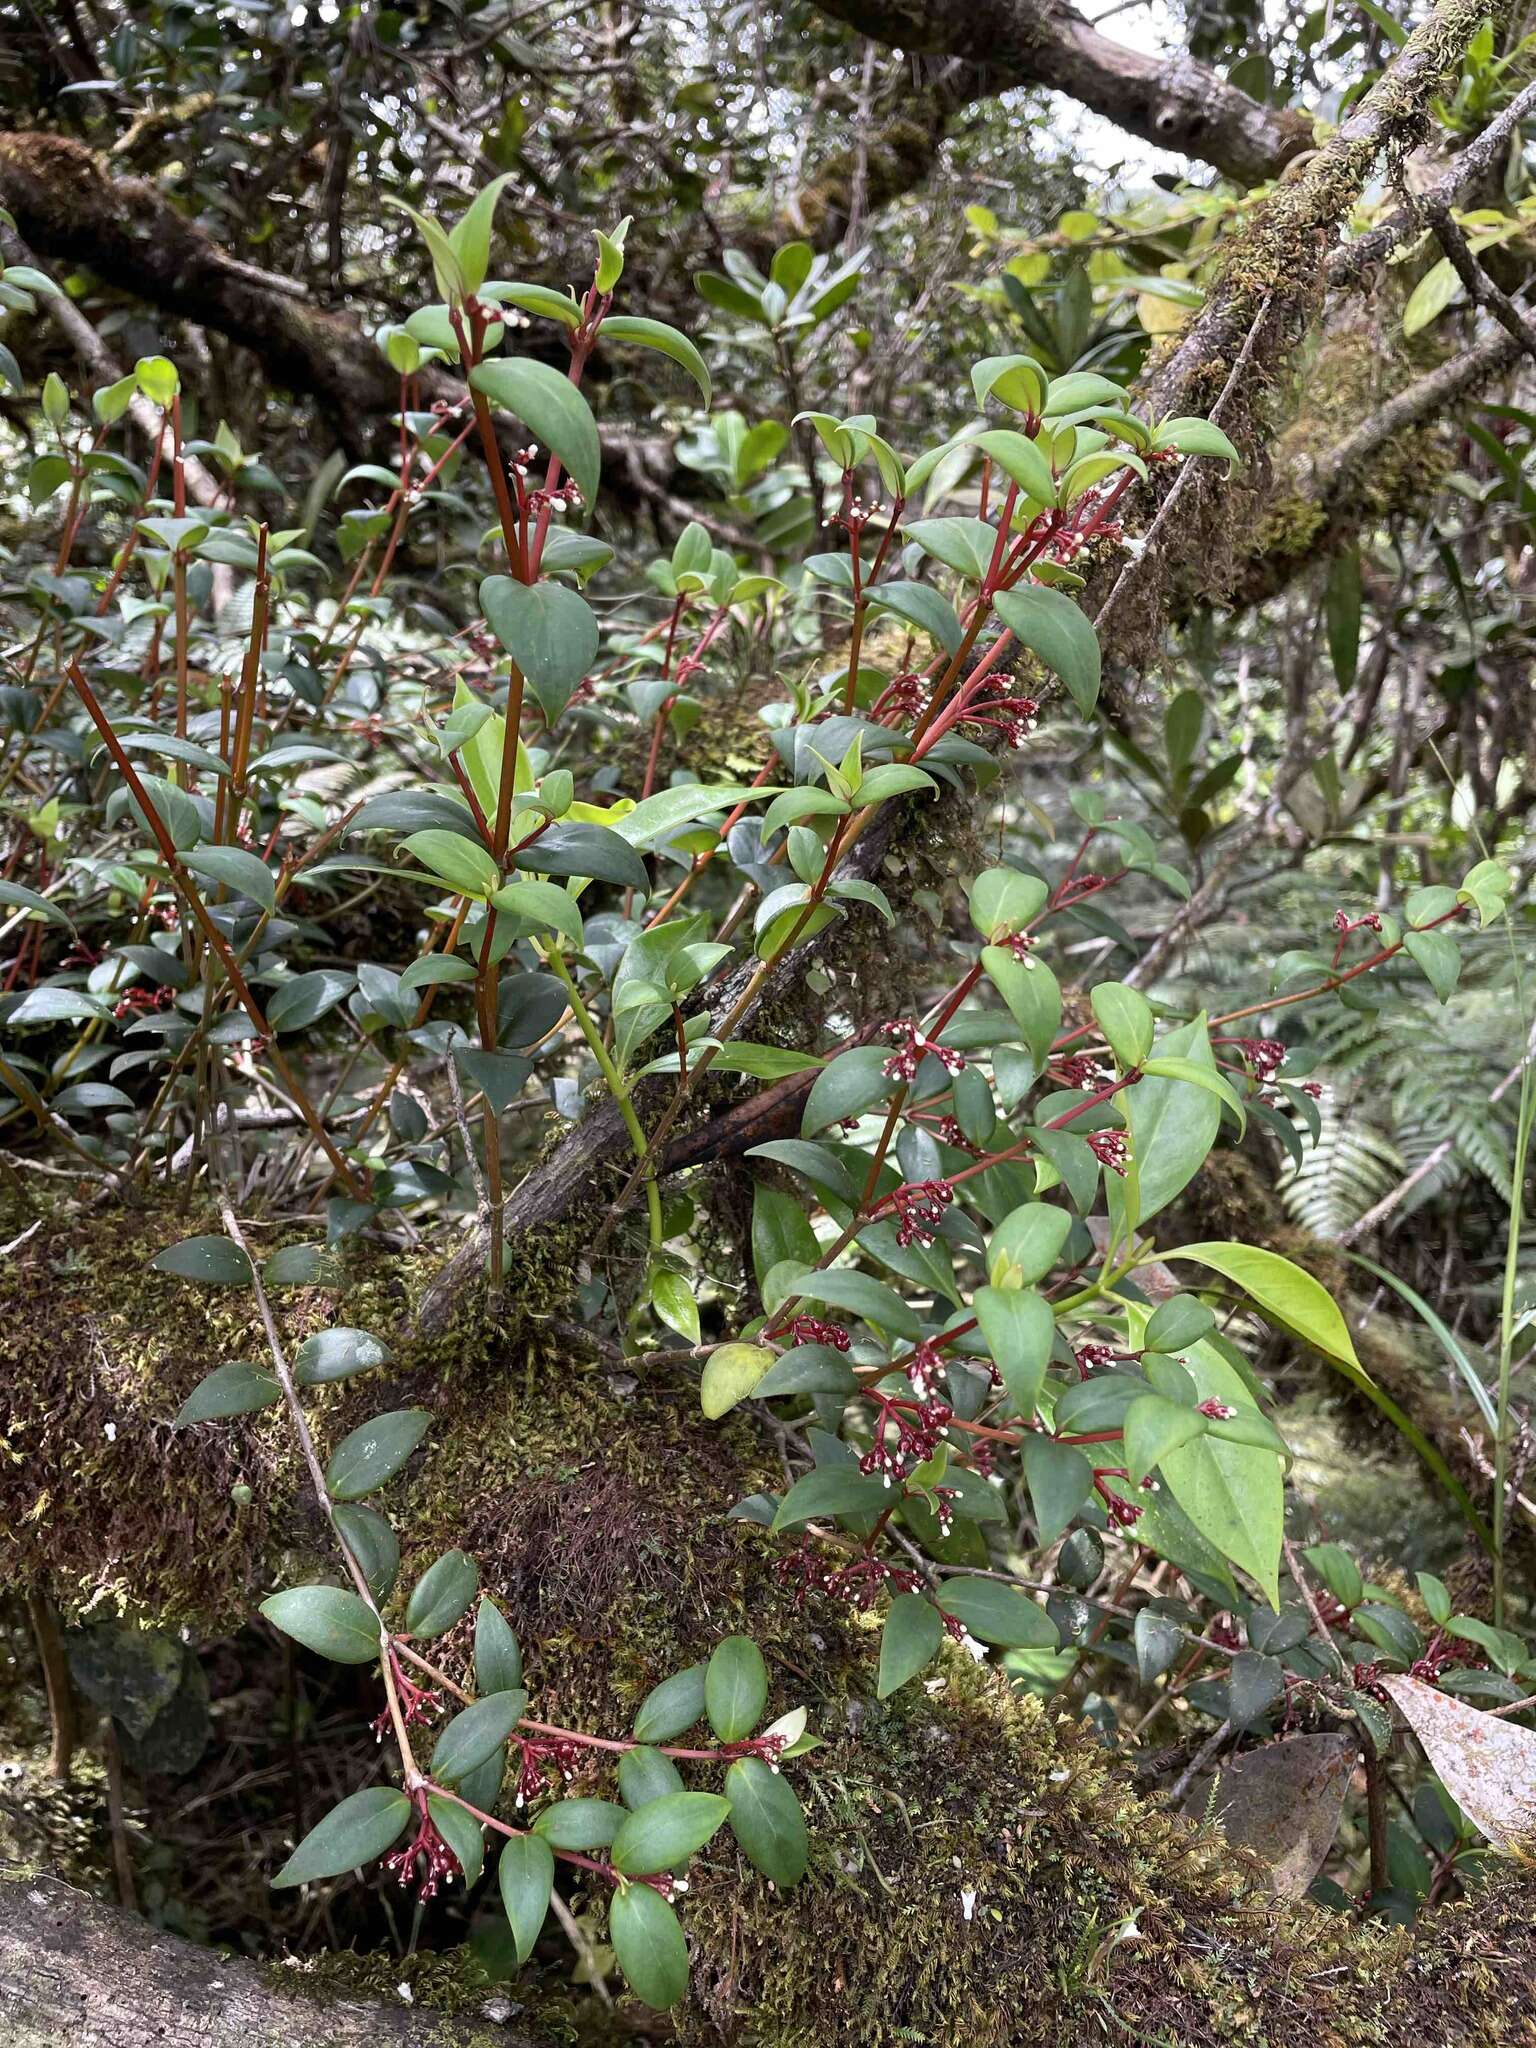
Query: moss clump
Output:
[[9, 1181, 1536, 2046]]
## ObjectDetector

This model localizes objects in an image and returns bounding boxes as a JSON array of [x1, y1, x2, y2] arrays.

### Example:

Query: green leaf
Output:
[[725, 1756, 808, 1885], [469, 358, 601, 505], [427, 1794, 484, 1890], [877, 1591, 945, 1697], [1155, 1343, 1283, 1607], [974, 1285, 1053, 1421], [333, 1505, 398, 1601], [293, 1327, 390, 1385], [794, 1265, 920, 1338], [1404, 928, 1460, 1003], [151, 1235, 254, 1286], [600, 315, 711, 403], [1044, 371, 1127, 416], [987, 1201, 1072, 1290], [1162, 1243, 1359, 1370], [481, 576, 599, 723], [266, 971, 358, 1035], [405, 1551, 479, 1638], [273, 1787, 411, 1887], [801, 1044, 891, 1134], [610, 1881, 689, 2009], [1325, 547, 1361, 692], [982, 947, 1061, 1065], [705, 1635, 768, 1740], [324, 1408, 432, 1501], [1023, 1436, 1094, 1545], [902, 516, 998, 582], [1122, 1017, 1223, 1229], [260, 1586, 380, 1664], [0, 879, 72, 930], [618, 1746, 686, 1809], [1139, 1055, 1246, 1135], [700, 1342, 775, 1418], [404, 828, 500, 899], [263, 1242, 332, 1289], [532, 1797, 624, 1850], [937, 1578, 1058, 1648], [1151, 416, 1243, 466], [968, 867, 1048, 941], [1123, 1394, 1206, 1485], [450, 173, 517, 295], [993, 585, 1101, 715], [633, 1664, 706, 1743], [1145, 1294, 1216, 1353], [183, 845, 276, 914], [475, 1597, 524, 1694], [650, 1266, 700, 1345], [172, 1362, 280, 1426], [1090, 981, 1154, 1068], [973, 427, 1055, 503], [617, 781, 781, 850], [611, 1791, 730, 1875], [432, 1689, 529, 1785], [490, 878, 583, 947], [1402, 255, 1461, 338], [499, 1834, 555, 1961], [865, 580, 963, 653]]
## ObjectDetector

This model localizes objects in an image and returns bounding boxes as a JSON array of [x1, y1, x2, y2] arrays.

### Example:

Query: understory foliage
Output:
[[2, 4, 1536, 2034]]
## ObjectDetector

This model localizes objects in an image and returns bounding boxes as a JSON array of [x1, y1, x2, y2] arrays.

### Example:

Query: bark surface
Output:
[[811, 0, 1314, 182], [0, 1875, 521, 2047]]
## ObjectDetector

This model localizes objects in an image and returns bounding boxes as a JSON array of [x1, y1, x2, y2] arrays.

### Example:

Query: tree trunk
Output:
[[810, 0, 1313, 183], [0, 1876, 527, 2047]]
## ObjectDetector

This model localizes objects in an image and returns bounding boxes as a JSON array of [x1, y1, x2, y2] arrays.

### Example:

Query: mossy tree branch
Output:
[[809, 0, 1314, 183]]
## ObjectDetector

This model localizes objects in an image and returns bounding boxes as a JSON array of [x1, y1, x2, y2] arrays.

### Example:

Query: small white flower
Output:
[[960, 1887, 977, 1922]]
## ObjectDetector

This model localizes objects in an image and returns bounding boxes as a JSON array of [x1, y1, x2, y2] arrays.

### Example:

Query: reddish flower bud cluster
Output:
[[1197, 1399, 1237, 1420], [903, 1340, 945, 1399], [880, 1019, 966, 1082], [964, 682, 1040, 749], [1088, 1129, 1130, 1175], [113, 982, 176, 1022], [381, 1801, 460, 1901], [891, 1177, 954, 1249], [372, 1653, 442, 1742], [1207, 1611, 1243, 1652], [1052, 1052, 1112, 1090], [515, 1733, 584, 1808], [1300, 1080, 1324, 1100], [1333, 908, 1382, 936], [788, 1315, 851, 1352], [1075, 1342, 1116, 1375], [1104, 1490, 1144, 1528], [883, 672, 926, 722], [1237, 1037, 1286, 1082], [1001, 929, 1039, 964], [857, 1390, 953, 1485], [773, 1540, 920, 1612]]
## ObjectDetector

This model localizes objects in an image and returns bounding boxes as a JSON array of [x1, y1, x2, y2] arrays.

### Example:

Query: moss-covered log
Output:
[[4, 1193, 1536, 2048], [0, 1875, 522, 2048]]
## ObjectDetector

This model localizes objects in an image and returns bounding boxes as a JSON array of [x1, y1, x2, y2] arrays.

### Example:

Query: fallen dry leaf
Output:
[[1379, 1674, 1536, 1857], [1183, 1732, 1355, 1895]]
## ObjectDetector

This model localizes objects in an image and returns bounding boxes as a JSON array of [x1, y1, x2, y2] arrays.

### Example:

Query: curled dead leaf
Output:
[[1379, 1674, 1536, 1859]]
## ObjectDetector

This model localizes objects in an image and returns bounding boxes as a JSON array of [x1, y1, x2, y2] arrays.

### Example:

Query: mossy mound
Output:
[[6, 1185, 1536, 2047]]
